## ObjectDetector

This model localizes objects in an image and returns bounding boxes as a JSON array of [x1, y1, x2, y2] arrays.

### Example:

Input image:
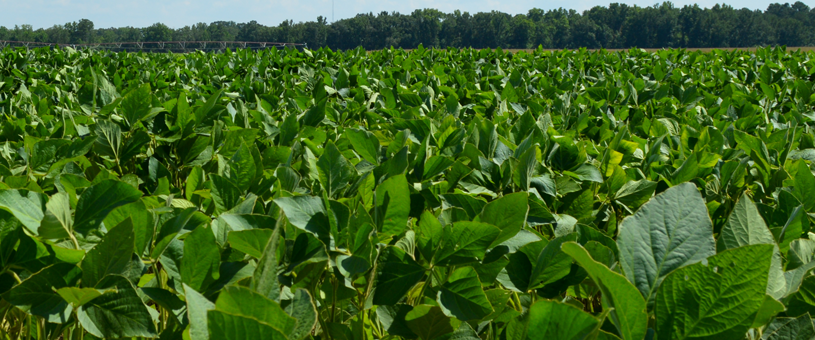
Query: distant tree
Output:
[[143, 23, 172, 42], [5, 3, 815, 49], [67, 19, 95, 44], [208, 21, 239, 41]]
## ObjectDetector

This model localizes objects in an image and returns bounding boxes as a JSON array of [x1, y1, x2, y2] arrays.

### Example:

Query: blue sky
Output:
[[1, 0, 781, 29]]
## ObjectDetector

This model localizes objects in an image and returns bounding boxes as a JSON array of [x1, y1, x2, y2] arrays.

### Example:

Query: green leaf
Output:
[[119, 130, 151, 163], [141, 287, 186, 323], [435, 221, 501, 266], [207, 310, 288, 340], [273, 195, 330, 237], [215, 285, 296, 335], [317, 141, 355, 198], [526, 299, 601, 340], [718, 193, 775, 250], [93, 119, 122, 161], [416, 210, 443, 261], [405, 305, 459, 340], [562, 242, 648, 340], [1, 263, 80, 323], [73, 180, 142, 235], [793, 161, 815, 212], [54, 287, 112, 307], [478, 192, 528, 246], [103, 200, 153, 256], [226, 142, 258, 193], [182, 226, 221, 293], [498, 234, 577, 292], [373, 246, 426, 305], [120, 83, 159, 128], [77, 275, 158, 338], [252, 219, 283, 301], [440, 194, 486, 220], [0, 189, 45, 234], [282, 288, 318, 340], [184, 283, 215, 340], [346, 128, 380, 164], [40, 192, 74, 240], [375, 174, 410, 237], [150, 207, 204, 260], [210, 174, 242, 214], [437, 266, 493, 321], [614, 180, 657, 211], [655, 244, 774, 340], [423, 156, 454, 180], [228, 228, 273, 258], [80, 218, 135, 288], [761, 314, 815, 340], [753, 295, 786, 328], [617, 182, 715, 304]]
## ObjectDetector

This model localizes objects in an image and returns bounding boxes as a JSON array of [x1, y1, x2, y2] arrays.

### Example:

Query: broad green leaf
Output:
[[103, 200, 153, 256], [81, 219, 134, 288], [39, 192, 73, 239], [655, 244, 774, 340], [717, 194, 786, 299], [753, 295, 786, 328], [793, 161, 815, 212], [120, 83, 158, 127], [423, 156, 454, 180], [181, 226, 220, 292], [562, 242, 648, 340], [437, 266, 493, 321], [228, 228, 273, 258], [93, 119, 122, 161], [0, 189, 45, 234], [210, 174, 242, 213], [77, 275, 158, 338], [55, 287, 112, 307], [498, 234, 577, 292], [215, 285, 296, 335], [405, 305, 459, 340], [526, 299, 601, 340], [184, 283, 215, 340], [614, 180, 657, 211], [150, 207, 203, 260], [226, 142, 258, 193], [207, 310, 288, 340], [374, 173, 410, 237], [282, 288, 318, 340], [73, 180, 142, 234], [141, 287, 186, 323], [218, 213, 275, 231], [252, 219, 283, 301], [617, 182, 715, 304], [479, 192, 528, 246], [273, 195, 330, 237], [346, 128, 380, 164], [1, 263, 80, 323], [761, 314, 815, 340], [435, 221, 501, 266], [373, 246, 426, 305], [718, 193, 775, 250], [317, 141, 355, 198], [440, 194, 486, 220], [416, 210, 443, 261]]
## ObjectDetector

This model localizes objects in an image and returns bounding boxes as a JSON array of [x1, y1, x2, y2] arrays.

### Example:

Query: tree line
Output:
[[1, 1, 813, 49]]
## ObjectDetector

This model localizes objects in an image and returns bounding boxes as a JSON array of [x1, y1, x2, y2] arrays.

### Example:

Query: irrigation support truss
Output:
[[0, 40, 307, 52]]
